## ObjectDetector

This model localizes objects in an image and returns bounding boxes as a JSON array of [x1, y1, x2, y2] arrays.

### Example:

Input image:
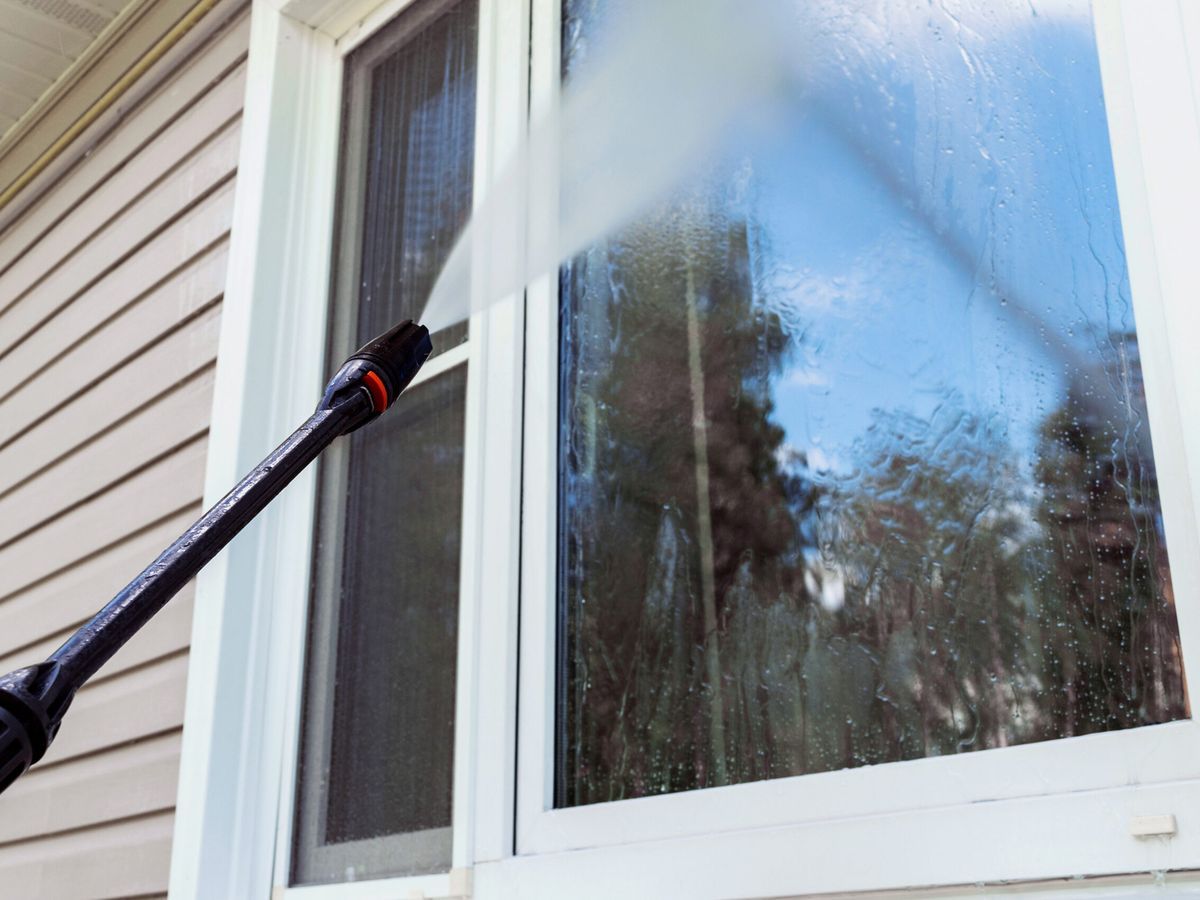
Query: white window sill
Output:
[[279, 867, 472, 900]]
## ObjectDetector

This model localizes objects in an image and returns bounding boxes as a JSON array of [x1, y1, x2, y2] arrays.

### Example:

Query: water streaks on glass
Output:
[[557, 0, 1188, 807]]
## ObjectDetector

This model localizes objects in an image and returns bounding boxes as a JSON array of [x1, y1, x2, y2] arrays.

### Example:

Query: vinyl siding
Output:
[[0, 5, 248, 897]]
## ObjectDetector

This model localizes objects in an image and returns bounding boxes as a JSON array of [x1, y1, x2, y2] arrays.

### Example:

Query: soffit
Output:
[[0, 0, 134, 138], [0, 0, 208, 208]]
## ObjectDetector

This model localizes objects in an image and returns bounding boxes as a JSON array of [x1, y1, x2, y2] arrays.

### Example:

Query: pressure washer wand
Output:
[[0, 319, 432, 797]]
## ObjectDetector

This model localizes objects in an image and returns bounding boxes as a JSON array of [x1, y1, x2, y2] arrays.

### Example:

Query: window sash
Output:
[[290, 1, 478, 881], [514, 0, 1200, 890], [258, 0, 528, 896], [178, 0, 1200, 896]]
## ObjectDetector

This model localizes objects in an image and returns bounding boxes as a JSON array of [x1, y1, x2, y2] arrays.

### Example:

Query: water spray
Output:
[[0, 320, 432, 797]]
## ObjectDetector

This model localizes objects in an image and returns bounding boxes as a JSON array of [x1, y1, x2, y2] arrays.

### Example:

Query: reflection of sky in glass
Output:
[[742, 0, 1131, 472]]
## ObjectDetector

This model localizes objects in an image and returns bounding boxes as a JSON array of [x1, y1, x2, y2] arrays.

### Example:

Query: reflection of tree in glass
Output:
[[559, 188, 816, 803], [1031, 338, 1186, 736], [559, 210, 1189, 806], [815, 406, 1039, 766]]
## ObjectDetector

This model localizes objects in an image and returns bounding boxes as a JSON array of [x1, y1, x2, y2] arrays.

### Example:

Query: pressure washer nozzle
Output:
[[348, 319, 433, 408], [318, 320, 433, 429]]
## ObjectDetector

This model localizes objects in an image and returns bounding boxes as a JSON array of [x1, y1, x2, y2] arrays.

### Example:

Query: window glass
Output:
[[557, 0, 1189, 807], [292, 0, 477, 883]]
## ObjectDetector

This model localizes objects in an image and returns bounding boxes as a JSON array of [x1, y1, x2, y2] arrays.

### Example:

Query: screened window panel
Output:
[[557, 0, 1189, 808], [292, 0, 478, 884]]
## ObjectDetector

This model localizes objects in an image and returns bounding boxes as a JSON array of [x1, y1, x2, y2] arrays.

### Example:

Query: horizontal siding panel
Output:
[[0, 229, 228, 399], [0, 811, 173, 900], [0, 368, 215, 545], [0, 182, 231, 405], [0, 732, 181, 845], [0, 507, 199, 658], [43, 653, 189, 766], [0, 437, 208, 601], [0, 71, 243, 306], [0, 10, 249, 272], [0, 189, 232, 398], [0, 4, 247, 891], [0, 303, 221, 493], [0, 120, 240, 338], [0, 240, 226, 448], [0, 585, 195, 688]]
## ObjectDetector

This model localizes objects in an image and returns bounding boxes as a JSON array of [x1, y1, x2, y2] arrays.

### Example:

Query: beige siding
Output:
[[0, 5, 248, 898]]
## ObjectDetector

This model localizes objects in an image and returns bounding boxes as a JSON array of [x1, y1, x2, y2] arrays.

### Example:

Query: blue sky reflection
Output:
[[736, 0, 1135, 475]]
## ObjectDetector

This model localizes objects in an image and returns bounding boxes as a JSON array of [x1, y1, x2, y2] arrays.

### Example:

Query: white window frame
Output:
[[170, 0, 528, 897], [511, 0, 1200, 896], [171, 0, 1200, 897]]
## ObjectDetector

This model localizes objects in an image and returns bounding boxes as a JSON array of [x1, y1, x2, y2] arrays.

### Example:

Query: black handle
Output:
[[0, 319, 433, 795]]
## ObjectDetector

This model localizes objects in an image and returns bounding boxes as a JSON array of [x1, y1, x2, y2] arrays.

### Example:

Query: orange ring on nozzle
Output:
[[362, 370, 389, 413]]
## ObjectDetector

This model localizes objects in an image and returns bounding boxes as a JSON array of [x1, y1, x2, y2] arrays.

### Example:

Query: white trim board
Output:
[[170, 4, 342, 898]]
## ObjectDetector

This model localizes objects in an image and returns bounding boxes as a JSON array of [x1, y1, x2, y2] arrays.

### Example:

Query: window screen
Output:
[[292, 0, 478, 884], [557, 0, 1188, 807]]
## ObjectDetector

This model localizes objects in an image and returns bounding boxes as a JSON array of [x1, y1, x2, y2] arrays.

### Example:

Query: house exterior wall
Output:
[[0, 1, 1199, 898], [175, 2, 1200, 898], [0, 4, 249, 897]]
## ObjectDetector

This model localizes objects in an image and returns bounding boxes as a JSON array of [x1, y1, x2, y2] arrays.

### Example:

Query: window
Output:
[[182, 0, 1200, 896], [554, 0, 1187, 807], [516, 0, 1200, 890], [291, 0, 478, 885]]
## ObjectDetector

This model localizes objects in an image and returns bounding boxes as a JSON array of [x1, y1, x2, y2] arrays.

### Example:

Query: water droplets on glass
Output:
[[556, 0, 1188, 808]]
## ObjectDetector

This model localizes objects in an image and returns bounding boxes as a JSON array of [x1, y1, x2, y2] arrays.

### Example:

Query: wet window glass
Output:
[[292, 0, 477, 883], [557, 0, 1189, 807]]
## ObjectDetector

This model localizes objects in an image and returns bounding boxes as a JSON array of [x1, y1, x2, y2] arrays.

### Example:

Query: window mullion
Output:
[[460, 0, 535, 867]]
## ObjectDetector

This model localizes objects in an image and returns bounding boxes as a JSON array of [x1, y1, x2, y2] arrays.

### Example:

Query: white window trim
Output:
[[170, 0, 529, 897], [511, 0, 1200, 896], [171, 0, 1200, 897]]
